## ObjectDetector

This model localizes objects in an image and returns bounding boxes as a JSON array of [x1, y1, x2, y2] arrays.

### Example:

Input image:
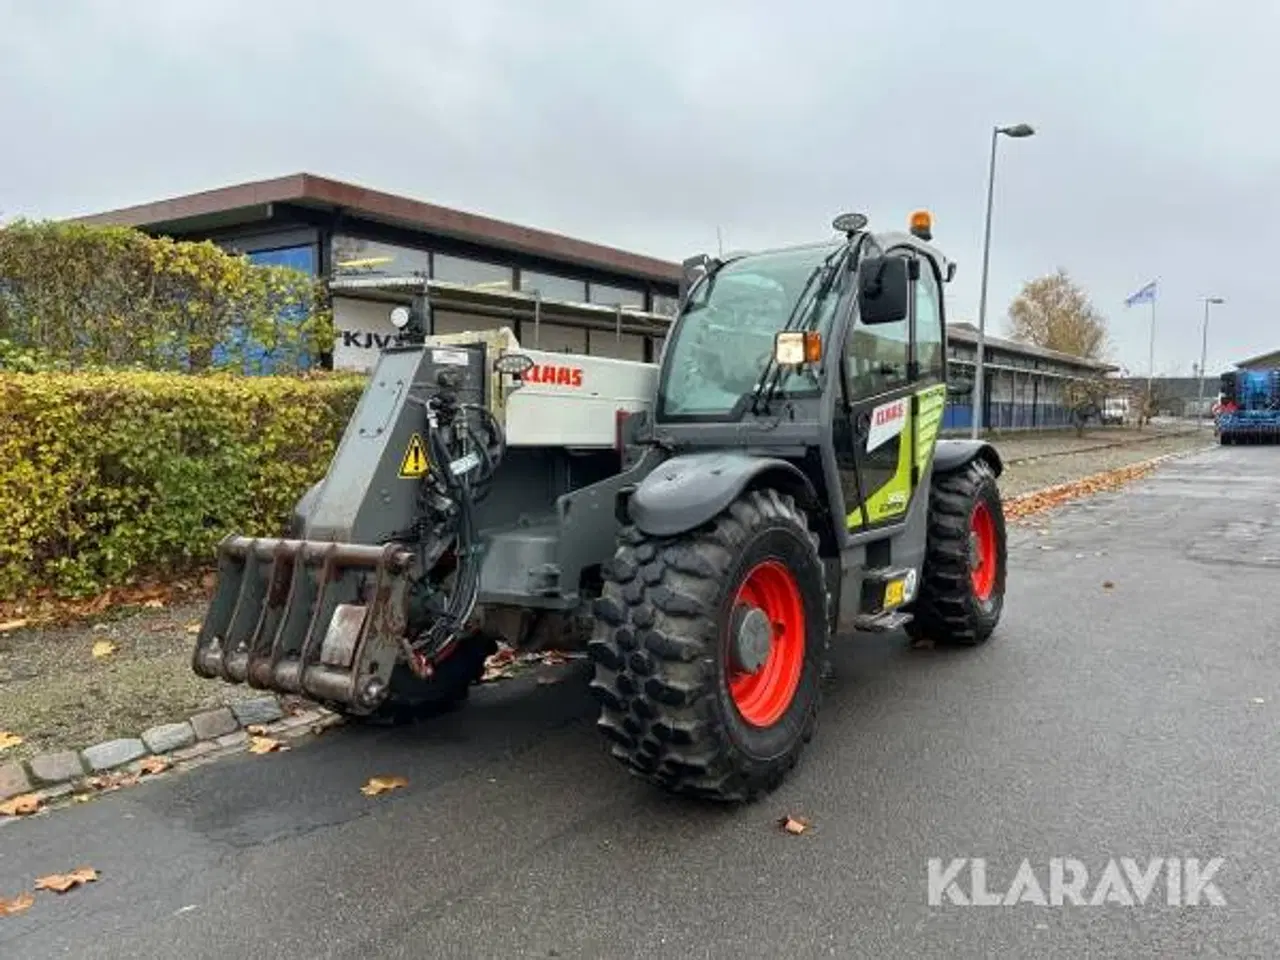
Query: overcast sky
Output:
[[3, 0, 1276, 375]]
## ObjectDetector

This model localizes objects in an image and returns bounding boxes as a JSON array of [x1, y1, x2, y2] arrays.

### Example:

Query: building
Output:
[[1236, 348, 1280, 371], [943, 322, 1119, 430], [76, 173, 683, 370], [1109, 376, 1215, 418], [76, 173, 1116, 431]]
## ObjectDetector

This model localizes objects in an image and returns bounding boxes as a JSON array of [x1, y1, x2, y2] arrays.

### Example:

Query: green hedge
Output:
[[0, 370, 365, 600], [0, 219, 332, 374]]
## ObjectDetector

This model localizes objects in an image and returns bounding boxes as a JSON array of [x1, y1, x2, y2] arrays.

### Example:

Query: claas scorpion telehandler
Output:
[[192, 210, 1008, 802]]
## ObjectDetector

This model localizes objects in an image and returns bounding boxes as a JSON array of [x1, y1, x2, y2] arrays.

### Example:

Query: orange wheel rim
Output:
[[728, 560, 806, 727], [970, 501, 997, 601]]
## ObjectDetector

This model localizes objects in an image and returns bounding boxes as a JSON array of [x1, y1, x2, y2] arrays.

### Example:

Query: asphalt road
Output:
[[4, 441, 1279, 959]]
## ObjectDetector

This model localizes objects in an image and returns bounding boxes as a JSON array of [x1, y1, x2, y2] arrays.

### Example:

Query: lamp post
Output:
[[1197, 296, 1224, 426], [971, 122, 1036, 439]]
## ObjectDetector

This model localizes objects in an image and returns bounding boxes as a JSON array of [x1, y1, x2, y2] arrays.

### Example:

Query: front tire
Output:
[[587, 488, 830, 803], [905, 457, 1007, 647]]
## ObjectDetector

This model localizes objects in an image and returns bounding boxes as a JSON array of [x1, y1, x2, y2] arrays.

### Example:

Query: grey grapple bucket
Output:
[[191, 535, 416, 714]]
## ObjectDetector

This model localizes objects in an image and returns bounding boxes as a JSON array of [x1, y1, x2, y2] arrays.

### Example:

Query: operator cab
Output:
[[645, 210, 973, 544], [656, 210, 963, 428]]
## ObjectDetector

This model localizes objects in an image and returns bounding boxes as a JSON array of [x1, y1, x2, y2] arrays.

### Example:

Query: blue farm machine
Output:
[[1216, 368, 1280, 443]]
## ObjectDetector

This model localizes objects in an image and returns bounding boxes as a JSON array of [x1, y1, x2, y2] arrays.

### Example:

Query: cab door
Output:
[[831, 248, 943, 532]]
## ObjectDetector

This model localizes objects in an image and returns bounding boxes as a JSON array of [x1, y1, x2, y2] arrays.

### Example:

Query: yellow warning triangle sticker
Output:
[[399, 433, 429, 478]]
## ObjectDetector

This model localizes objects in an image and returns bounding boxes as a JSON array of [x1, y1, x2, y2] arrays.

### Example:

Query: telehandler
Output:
[[192, 209, 1008, 802]]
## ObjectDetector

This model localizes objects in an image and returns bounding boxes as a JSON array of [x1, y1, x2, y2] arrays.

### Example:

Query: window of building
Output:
[[588, 282, 645, 309], [652, 294, 679, 317], [331, 235, 429, 278], [248, 244, 317, 275], [432, 254, 513, 291], [526, 321, 586, 353], [520, 270, 586, 303]]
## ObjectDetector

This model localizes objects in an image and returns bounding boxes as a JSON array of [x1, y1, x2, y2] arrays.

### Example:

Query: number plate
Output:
[[884, 579, 905, 608]]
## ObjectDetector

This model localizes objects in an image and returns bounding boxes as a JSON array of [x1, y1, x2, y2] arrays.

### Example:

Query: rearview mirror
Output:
[[857, 256, 909, 325], [679, 253, 715, 304]]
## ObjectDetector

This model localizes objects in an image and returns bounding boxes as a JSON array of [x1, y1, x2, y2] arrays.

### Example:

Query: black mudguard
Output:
[[627, 451, 815, 538], [932, 439, 1004, 478]]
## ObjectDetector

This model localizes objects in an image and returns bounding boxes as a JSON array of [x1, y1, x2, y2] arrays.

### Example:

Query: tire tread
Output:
[[587, 489, 829, 803]]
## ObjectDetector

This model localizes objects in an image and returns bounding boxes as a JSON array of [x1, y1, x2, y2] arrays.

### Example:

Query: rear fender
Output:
[[627, 451, 818, 538], [932, 439, 1003, 478]]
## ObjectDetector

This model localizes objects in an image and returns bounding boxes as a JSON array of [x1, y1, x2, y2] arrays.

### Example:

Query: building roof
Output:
[[945, 322, 1119, 372], [72, 173, 684, 287], [1236, 348, 1280, 369]]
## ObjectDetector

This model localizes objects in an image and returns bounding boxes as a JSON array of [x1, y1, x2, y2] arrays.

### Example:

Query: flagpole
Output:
[[1146, 286, 1157, 410]]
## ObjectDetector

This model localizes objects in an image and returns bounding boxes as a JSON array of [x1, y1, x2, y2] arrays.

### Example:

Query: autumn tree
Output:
[[1006, 268, 1110, 360], [1006, 269, 1115, 435]]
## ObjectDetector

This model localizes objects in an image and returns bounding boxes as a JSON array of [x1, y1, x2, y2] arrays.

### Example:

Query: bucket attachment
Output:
[[192, 535, 418, 715]]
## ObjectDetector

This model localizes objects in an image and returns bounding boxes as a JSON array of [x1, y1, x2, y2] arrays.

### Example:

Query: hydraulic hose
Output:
[[410, 395, 505, 663]]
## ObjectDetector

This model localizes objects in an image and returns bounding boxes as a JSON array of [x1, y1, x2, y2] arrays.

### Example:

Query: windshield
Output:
[[656, 241, 848, 419]]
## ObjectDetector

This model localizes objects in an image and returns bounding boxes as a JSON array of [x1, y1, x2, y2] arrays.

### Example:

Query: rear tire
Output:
[[905, 457, 1006, 647], [587, 488, 830, 803]]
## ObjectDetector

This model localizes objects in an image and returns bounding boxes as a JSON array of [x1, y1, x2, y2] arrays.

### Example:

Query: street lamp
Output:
[[1196, 296, 1225, 425], [971, 122, 1036, 439]]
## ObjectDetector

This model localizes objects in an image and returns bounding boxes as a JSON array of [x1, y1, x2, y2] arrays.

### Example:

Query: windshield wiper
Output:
[[748, 241, 857, 417]]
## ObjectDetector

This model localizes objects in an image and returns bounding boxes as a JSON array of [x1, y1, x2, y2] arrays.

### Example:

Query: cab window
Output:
[[844, 253, 911, 398], [914, 257, 945, 380]]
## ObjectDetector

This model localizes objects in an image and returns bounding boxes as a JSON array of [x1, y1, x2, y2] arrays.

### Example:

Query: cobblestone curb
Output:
[[1, 692, 344, 809]]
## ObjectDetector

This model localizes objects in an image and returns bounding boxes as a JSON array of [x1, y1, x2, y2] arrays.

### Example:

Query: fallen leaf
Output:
[[1102, 581, 1115, 590], [0, 619, 29, 634], [138, 756, 171, 776], [185, 622, 201, 635], [86, 772, 138, 792], [0, 794, 41, 817], [142, 599, 165, 609], [0, 891, 35, 917], [361, 775, 408, 797], [247, 736, 287, 755], [0, 732, 23, 752], [0, 576, 210, 632], [245, 724, 270, 736], [34, 867, 98, 894], [779, 815, 809, 835], [91, 640, 118, 659]]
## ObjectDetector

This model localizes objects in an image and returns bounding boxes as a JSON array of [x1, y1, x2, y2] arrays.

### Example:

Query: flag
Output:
[[1125, 281, 1157, 307]]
